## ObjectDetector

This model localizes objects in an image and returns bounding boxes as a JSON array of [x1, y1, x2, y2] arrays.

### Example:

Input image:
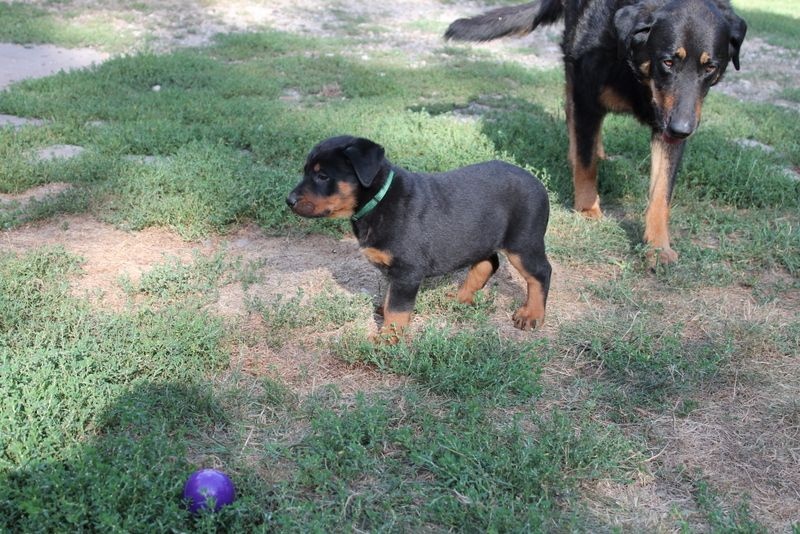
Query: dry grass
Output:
[[1, 0, 798, 528]]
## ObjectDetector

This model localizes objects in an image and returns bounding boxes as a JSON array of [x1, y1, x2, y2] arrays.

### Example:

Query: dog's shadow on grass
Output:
[[260, 228, 467, 315], [0, 381, 264, 530]]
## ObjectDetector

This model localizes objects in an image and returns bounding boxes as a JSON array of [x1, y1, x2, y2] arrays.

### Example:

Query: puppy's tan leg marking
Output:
[[374, 309, 411, 345], [505, 253, 546, 330], [455, 259, 496, 305]]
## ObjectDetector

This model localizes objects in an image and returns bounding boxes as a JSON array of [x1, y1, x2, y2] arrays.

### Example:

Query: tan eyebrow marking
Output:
[[700, 51, 711, 64], [676, 47, 687, 59]]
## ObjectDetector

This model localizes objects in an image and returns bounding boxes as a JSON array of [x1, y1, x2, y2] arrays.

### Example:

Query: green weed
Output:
[[781, 87, 800, 103], [0, 186, 89, 231], [561, 312, 733, 419], [0, 248, 227, 468], [334, 324, 544, 405], [0, 3, 134, 52], [126, 251, 228, 301], [413, 276, 499, 323], [268, 391, 642, 531], [250, 285, 371, 348], [693, 480, 769, 533]]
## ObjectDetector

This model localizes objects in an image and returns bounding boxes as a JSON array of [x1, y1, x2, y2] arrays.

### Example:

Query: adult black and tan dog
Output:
[[446, 0, 746, 265], [287, 135, 551, 342]]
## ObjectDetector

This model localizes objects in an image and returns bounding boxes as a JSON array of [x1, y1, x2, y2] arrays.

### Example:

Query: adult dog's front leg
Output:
[[644, 135, 686, 267]]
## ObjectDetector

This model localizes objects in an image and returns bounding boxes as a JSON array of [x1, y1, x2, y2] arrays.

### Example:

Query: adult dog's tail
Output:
[[444, 0, 564, 42]]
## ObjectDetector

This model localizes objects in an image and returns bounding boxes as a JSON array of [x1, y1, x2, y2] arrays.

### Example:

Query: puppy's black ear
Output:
[[344, 138, 385, 187], [728, 14, 747, 70], [614, 5, 653, 60]]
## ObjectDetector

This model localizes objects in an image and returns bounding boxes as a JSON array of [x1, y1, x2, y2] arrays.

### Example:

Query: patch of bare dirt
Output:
[[0, 214, 209, 309], [472, 257, 615, 345], [0, 182, 73, 206], [0, 43, 107, 90], [14, 0, 564, 66], [571, 279, 800, 532], [210, 224, 601, 337], [655, 281, 797, 342], [33, 144, 85, 161], [213, 225, 379, 316], [232, 329, 410, 397], [0, 113, 46, 128], [585, 477, 694, 532], [211, 225, 408, 394], [210, 224, 606, 395], [656, 286, 799, 531], [717, 36, 800, 110]]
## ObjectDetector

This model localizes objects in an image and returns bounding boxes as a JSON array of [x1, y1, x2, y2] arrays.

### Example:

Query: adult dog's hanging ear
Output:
[[728, 14, 747, 70], [344, 138, 385, 187], [614, 5, 653, 60]]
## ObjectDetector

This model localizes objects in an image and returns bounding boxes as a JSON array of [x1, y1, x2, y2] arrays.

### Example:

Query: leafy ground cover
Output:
[[0, 0, 798, 531]]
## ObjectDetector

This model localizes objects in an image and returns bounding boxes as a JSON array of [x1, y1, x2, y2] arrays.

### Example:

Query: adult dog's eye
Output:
[[317, 173, 329, 181], [662, 59, 674, 69], [704, 64, 717, 74]]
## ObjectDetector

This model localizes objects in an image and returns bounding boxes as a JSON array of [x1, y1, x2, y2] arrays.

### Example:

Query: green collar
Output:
[[351, 170, 395, 222]]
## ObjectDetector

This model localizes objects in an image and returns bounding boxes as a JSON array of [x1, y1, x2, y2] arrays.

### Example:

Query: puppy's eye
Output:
[[662, 59, 674, 69], [317, 173, 329, 181]]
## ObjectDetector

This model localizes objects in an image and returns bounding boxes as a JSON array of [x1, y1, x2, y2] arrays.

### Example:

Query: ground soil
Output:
[[1, 1, 798, 531]]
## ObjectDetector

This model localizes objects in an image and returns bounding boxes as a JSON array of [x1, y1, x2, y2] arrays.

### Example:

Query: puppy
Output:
[[287, 135, 552, 342]]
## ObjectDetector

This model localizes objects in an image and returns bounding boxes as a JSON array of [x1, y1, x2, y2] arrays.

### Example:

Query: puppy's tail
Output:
[[444, 0, 563, 42]]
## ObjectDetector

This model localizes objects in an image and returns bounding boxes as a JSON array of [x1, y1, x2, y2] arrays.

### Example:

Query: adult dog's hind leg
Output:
[[567, 82, 606, 219]]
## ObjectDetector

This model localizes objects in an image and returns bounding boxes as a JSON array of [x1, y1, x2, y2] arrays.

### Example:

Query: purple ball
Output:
[[182, 469, 236, 513]]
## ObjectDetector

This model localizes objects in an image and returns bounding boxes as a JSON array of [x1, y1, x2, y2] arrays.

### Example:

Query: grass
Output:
[[0, 3, 135, 53], [0, 248, 227, 466], [560, 311, 734, 420], [781, 87, 800, 103], [247, 391, 642, 532], [249, 285, 373, 348], [0, 0, 797, 531], [691, 479, 770, 534], [120, 250, 231, 302], [334, 323, 544, 405], [733, 0, 800, 49]]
